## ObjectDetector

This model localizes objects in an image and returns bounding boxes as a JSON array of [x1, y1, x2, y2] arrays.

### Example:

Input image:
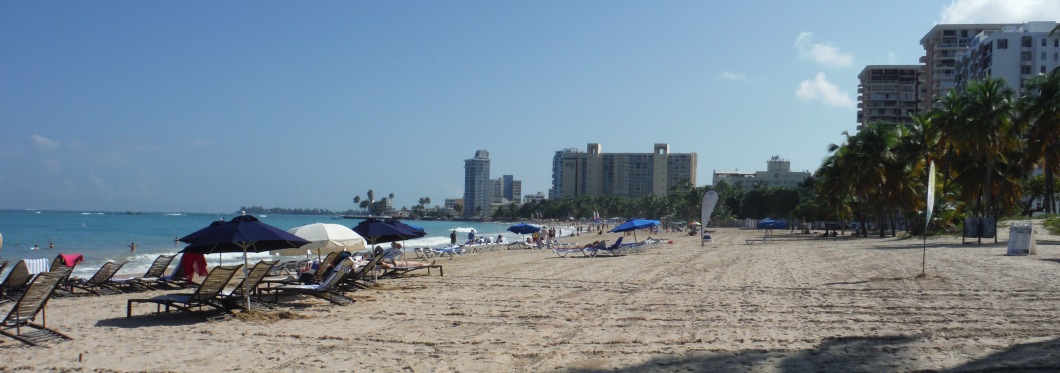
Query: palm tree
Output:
[[961, 79, 1017, 226], [1020, 67, 1060, 214]]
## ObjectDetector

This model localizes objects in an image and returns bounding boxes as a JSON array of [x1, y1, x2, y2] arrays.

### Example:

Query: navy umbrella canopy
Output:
[[352, 218, 425, 245], [179, 213, 310, 309], [386, 219, 427, 237], [508, 223, 541, 235], [179, 214, 310, 254], [608, 218, 661, 242]]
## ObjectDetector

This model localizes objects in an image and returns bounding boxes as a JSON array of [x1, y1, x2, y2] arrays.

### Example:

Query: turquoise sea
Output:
[[0, 209, 568, 279]]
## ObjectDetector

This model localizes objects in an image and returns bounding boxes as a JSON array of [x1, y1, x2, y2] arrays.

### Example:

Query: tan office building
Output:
[[552, 143, 696, 199]]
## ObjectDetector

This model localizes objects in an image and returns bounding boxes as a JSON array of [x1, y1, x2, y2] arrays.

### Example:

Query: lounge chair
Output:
[[110, 254, 175, 291], [126, 265, 242, 321], [220, 260, 278, 311], [0, 269, 73, 346], [66, 261, 128, 296], [261, 258, 355, 306], [586, 237, 625, 257], [379, 259, 443, 278], [553, 243, 588, 258], [0, 259, 49, 302], [342, 247, 386, 290], [277, 252, 339, 285]]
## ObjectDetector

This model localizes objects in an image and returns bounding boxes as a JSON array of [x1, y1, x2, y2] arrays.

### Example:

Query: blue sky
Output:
[[2, 0, 1059, 213]]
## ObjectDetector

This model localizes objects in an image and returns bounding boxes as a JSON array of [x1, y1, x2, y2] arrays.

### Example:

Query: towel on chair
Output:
[[182, 253, 208, 279], [58, 253, 84, 267], [24, 258, 51, 275]]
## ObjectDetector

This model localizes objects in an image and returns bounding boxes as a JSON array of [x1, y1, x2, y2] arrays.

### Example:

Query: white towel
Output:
[[24, 258, 50, 275]]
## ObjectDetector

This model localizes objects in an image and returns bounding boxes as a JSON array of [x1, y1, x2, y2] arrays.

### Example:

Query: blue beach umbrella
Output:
[[352, 218, 425, 246], [608, 218, 660, 242], [179, 213, 310, 308], [507, 223, 542, 235]]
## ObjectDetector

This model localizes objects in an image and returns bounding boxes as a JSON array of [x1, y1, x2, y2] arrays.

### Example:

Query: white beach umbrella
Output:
[[272, 223, 367, 259]]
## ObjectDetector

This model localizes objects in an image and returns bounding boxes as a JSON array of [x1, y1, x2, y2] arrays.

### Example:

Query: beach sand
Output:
[[4, 224, 1060, 372]]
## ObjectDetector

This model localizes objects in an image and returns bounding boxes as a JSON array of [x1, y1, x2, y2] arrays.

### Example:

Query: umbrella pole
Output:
[[244, 244, 251, 310]]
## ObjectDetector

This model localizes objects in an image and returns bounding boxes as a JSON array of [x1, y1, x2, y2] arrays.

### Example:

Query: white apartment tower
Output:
[[463, 150, 491, 219], [857, 65, 922, 130], [919, 24, 1015, 111], [955, 22, 1060, 93]]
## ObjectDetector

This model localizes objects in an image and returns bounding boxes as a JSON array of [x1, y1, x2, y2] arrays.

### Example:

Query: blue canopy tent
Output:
[[757, 219, 787, 230], [608, 218, 660, 242]]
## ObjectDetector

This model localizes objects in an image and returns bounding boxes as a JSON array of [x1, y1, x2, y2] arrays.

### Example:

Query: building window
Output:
[[1042, 66, 1048, 74], [1043, 52, 1048, 61], [1022, 65, 1032, 75], [1043, 38, 1048, 47], [1023, 36, 1033, 48], [998, 39, 1008, 49], [1055, 39, 1059, 48], [1055, 53, 1058, 61], [1022, 52, 1032, 61]]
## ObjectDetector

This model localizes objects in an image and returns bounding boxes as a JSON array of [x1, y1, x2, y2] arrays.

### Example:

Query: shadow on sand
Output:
[[566, 335, 1060, 372]]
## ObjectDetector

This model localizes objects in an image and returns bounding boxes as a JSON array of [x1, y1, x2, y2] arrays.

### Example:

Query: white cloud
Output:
[[794, 32, 855, 68], [31, 135, 59, 151], [940, 0, 1060, 23], [795, 73, 855, 109], [720, 71, 747, 81]]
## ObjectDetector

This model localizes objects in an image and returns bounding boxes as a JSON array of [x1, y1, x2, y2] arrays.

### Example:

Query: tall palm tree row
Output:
[[816, 74, 1059, 236]]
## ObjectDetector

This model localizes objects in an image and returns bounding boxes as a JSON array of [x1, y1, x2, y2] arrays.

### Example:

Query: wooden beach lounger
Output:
[[66, 261, 128, 296], [0, 269, 73, 346], [127, 265, 242, 321]]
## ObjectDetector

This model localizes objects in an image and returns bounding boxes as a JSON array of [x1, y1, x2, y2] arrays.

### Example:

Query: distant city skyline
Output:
[[2, 1, 1059, 213]]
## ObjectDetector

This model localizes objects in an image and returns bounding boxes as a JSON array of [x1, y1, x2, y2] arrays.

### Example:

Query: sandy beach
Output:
[[4, 224, 1060, 372]]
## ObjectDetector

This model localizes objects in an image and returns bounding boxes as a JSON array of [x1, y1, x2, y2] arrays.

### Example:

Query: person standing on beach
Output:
[[450, 230, 457, 245], [468, 229, 475, 243]]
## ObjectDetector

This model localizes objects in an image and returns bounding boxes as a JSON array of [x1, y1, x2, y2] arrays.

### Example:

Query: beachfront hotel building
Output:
[[919, 23, 1016, 112], [463, 150, 491, 218], [712, 156, 811, 190], [491, 175, 522, 204], [857, 65, 921, 130], [551, 143, 696, 199], [954, 22, 1060, 93]]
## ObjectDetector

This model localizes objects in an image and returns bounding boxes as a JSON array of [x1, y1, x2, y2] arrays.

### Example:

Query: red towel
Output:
[[59, 253, 84, 267], [182, 253, 208, 279]]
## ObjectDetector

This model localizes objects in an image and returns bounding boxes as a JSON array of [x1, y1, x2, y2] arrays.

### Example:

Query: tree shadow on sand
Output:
[[567, 335, 1060, 372]]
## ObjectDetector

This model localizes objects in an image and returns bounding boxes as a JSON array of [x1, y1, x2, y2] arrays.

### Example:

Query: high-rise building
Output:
[[857, 65, 921, 130], [463, 150, 491, 218], [920, 23, 1015, 111], [551, 143, 696, 199], [955, 22, 1060, 94], [501, 175, 521, 203]]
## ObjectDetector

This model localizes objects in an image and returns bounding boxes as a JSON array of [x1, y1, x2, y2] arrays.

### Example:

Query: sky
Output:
[[2, 0, 1060, 213]]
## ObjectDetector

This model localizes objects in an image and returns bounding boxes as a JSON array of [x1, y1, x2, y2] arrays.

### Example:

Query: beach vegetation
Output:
[[812, 71, 1060, 238], [1043, 215, 1060, 234]]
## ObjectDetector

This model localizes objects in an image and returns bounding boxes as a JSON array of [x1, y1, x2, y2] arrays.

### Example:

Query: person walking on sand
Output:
[[129, 242, 137, 252]]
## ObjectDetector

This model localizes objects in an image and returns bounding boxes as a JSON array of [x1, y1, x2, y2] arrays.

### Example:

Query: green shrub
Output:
[[1044, 215, 1060, 235]]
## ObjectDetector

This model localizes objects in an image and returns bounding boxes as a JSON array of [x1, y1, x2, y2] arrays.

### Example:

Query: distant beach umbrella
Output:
[[507, 223, 541, 235], [274, 223, 367, 260]]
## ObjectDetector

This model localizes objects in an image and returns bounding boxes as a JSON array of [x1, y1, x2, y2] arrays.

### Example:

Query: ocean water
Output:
[[0, 210, 576, 279]]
